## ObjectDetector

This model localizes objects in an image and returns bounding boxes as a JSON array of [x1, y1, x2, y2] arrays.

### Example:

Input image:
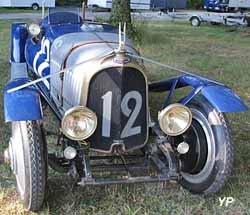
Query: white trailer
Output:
[[87, 0, 151, 10], [168, 11, 250, 27], [0, 0, 55, 10]]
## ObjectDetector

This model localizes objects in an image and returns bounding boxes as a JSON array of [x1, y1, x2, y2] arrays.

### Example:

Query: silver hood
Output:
[[50, 32, 141, 113]]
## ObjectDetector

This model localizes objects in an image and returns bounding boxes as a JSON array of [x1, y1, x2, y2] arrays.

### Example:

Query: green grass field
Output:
[[1, 20, 250, 214]]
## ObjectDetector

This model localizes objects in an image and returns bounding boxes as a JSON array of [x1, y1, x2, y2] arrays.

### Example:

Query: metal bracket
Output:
[[152, 125, 180, 177], [158, 143, 179, 176], [78, 146, 95, 185], [150, 154, 168, 175]]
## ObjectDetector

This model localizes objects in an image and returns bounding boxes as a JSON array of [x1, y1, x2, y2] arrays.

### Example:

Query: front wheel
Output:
[[7, 121, 47, 211], [179, 96, 233, 195]]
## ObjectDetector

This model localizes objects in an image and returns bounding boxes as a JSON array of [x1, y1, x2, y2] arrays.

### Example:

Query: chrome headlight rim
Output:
[[28, 23, 41, 37], [61, 106, 98, 141], [158, 103, 192, 137]]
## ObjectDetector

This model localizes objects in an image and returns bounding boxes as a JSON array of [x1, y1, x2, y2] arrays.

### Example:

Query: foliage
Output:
[[187, 0, 204, 9], [130, 20, 148, 45], [110, 0, 135, 37], [109, 0, 146, 44]]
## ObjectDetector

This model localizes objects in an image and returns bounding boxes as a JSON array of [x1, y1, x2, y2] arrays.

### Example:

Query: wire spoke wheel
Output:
[[10, 121, 47, 211], [179, 96, 233, 195], [181, 109, 215, 183]]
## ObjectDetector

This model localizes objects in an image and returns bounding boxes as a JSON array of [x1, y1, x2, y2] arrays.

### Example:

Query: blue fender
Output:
[[4, 78, 43, 122], [200, 85, 248, 112], [149, 75, 248, 113]]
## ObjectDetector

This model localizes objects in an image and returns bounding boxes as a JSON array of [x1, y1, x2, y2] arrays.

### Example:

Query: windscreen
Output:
[[48, 7, 82, 25]]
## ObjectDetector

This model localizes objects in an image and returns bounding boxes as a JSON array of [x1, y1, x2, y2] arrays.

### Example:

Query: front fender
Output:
[[4, 78, 43, 122], [149, 75, 248, 113], [200, 85, 248, 112]]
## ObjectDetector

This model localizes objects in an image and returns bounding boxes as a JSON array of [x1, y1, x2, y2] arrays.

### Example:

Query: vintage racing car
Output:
[[3, 6, 249, 211]]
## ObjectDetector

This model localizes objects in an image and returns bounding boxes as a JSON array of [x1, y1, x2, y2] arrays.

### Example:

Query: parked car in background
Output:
[[0, 0, 55, 10]]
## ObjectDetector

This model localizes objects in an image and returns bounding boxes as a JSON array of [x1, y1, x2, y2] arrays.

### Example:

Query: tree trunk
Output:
[[110, 0, 133, 35]]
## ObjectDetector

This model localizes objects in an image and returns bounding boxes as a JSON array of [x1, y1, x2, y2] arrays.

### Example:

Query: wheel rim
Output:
[[192, 19, 199, 26], [32, 5, 38, 10], [11, 124, 27, 198], [181, 109, 216, 184]]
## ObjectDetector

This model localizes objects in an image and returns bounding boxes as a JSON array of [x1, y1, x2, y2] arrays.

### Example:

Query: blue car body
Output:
[[4, 9, 248, 122]]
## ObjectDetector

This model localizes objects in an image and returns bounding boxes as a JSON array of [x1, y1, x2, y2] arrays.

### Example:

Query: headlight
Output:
[[61, 106, 97, 141], [28, 23, 41, 37], [158, 104, 192, 136]]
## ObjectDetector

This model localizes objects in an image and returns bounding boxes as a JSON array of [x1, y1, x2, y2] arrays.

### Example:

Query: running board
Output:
[[78, 174, 179, 186]]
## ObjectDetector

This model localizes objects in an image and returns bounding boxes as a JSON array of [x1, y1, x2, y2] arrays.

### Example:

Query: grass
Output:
[[0, 8, 38, 13], [1, 20, 250, 214]]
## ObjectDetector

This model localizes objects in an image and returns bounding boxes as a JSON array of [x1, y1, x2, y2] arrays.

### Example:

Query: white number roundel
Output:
[[102, 91, 142, 138]]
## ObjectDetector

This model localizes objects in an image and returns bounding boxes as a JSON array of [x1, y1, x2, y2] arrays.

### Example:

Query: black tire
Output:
[[190, 17, 201, 27], [179, 96, 233, 195], [32, 3, 39, 10], [9, 121, 47, 211]]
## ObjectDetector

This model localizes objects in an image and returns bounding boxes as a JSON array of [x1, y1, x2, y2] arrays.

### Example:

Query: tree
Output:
[[110, 0, 133, 35], [187, 0, 203, 9]]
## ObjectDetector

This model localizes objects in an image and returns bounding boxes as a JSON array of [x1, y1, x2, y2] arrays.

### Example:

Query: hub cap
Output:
[[180, 109, 215, 184]]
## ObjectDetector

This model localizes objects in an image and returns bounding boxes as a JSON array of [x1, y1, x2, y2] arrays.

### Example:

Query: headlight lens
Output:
[[61, 106, 97, 141], [158, 104, 192, 136], [28, 23, 41, 37]]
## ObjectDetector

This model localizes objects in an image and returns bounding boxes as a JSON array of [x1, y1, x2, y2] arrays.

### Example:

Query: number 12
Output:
[[102, 91, 142, 138]]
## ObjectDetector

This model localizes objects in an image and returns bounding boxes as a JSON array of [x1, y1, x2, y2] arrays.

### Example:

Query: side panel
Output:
[[25, 36, 51, 89], [4, 79, 43, 122]]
